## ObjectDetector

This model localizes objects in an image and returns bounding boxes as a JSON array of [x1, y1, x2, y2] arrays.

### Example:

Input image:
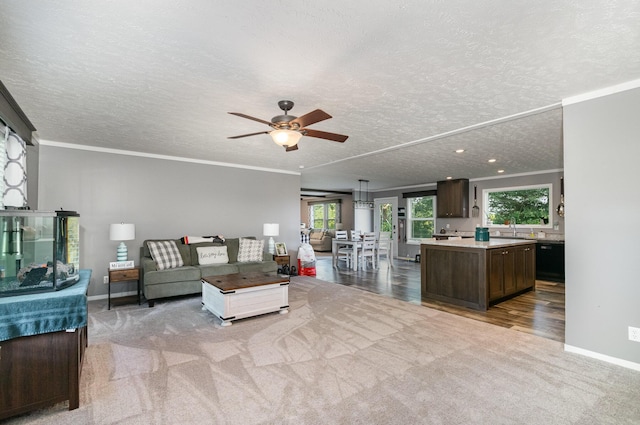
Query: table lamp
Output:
[[263, 223, 279, 255], [110, 223, 136, 261]]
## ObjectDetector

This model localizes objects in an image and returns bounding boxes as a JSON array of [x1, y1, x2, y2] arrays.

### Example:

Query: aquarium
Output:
[[0, 210, 80, 297]]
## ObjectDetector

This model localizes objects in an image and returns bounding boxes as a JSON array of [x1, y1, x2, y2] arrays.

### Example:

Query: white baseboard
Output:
[[88, 290, 139, 302], [564, 344, 640, 372]]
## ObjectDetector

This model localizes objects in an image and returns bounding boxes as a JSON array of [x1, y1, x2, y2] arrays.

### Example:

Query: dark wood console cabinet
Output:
[[0, 326, 87, 420], [0, 270, 90, 420]]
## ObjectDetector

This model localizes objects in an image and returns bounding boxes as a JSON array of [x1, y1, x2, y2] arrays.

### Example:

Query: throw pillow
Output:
[[147, 240, 185, 270], [196, 245, 229, 265], [237, 238, 264, 262]]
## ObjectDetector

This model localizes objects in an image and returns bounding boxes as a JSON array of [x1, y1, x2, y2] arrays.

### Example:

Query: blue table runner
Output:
[[0, 269, 91, 342]]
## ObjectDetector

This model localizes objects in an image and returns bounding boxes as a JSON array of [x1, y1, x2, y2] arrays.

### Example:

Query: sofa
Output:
[[308, 229, 334, 252], [140, 237, 277, 307]]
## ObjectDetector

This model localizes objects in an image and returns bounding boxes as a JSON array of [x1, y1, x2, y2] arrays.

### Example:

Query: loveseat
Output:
[[308, 229, 334, 252], [140, 237, 277, 307]]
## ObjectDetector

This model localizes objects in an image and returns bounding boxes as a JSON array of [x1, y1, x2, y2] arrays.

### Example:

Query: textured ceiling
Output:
[[1, 1, 639, 192]]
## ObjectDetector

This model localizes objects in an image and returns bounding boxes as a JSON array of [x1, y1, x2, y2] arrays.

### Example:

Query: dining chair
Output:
[[376, 231, 393, 268], [358, 232, 377, 269], [334, 230, 353, 267]]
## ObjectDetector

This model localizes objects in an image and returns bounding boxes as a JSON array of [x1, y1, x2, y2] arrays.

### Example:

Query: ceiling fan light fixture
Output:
[[270, 129, 302, 147]]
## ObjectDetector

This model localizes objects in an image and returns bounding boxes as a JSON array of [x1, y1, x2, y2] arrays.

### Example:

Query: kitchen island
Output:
[[421, 238, 536, 310]]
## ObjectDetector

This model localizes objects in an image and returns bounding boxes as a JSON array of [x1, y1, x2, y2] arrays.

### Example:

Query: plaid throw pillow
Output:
[[237, 238, 264, 262], [147, 240, 184, 270]]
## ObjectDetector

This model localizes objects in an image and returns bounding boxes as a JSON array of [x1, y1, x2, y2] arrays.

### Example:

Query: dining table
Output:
[[331, 237, 394, 271]]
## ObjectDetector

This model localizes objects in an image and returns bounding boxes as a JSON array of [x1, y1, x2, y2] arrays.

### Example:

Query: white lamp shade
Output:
[[263, 223, 279, 237], [270, 130, 302, 147], [110, 223, 136, 241]]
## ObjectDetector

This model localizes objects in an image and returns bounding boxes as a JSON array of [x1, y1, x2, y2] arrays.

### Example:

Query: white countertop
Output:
[[421, 238, 536, 249], [437, 232, 565, 242]]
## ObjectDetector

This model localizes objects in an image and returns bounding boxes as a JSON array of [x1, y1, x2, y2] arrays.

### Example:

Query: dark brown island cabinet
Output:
[[436, 178, 469, 218], [421, 239, 535, 310]]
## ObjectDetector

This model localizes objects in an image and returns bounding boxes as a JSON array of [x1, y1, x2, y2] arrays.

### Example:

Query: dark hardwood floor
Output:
[[312, 252, 565, 342]]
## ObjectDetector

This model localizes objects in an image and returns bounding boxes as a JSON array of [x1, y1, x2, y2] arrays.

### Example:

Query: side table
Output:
[[273, 255, 290, 268], [108, 267, 141, 310]]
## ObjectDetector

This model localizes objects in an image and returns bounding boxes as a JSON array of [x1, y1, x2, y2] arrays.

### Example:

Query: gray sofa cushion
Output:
[[143, 266, 201, 285], [145, 279, 202, 301]]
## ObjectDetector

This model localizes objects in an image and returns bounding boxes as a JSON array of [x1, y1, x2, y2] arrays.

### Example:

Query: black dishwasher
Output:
[[536, 241, 565, 283]]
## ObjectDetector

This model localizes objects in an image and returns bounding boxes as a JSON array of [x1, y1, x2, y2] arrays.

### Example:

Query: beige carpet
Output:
[[5, 276, 640, 424]]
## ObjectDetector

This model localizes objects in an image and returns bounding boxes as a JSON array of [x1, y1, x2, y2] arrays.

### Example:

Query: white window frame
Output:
[[406, 195, 436, 245], [309, 201, 341, 230], [483, 183, 553, 229]]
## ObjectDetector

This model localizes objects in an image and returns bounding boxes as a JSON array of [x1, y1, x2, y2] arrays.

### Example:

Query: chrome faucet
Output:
[[510, 217, 517, 237]]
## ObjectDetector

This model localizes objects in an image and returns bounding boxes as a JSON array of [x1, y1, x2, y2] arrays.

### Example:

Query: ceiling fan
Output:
[[228, 100, 348, 152]]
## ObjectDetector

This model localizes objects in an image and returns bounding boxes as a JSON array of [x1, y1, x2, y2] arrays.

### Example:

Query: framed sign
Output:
[[109, 260, 135, 270], [275, 242, 288, 256]]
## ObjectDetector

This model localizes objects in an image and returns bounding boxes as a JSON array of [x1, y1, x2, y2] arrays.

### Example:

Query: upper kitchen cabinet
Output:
[[437, 178, 469, 218]]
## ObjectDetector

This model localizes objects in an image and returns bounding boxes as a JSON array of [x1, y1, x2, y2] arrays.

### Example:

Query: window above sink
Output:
[[483, 183, 553, 228]]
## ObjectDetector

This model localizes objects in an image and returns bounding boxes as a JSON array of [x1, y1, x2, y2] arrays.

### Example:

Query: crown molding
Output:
[[38, 140, 301, 176]]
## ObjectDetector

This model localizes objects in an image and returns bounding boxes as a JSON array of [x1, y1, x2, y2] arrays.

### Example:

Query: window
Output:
[[483, 184, 551, 227], [379, 203, 393, 233], [407, 196, 435, 241], [309, 201, 341, 230]]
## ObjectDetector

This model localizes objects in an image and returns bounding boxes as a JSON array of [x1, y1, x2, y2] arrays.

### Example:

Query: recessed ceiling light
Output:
[[455, 149, 465, 153], [299, 165, 305, 169], [446, 176, 453, 180], [488, 158, 496, 163], [497, 169, 505, 173]]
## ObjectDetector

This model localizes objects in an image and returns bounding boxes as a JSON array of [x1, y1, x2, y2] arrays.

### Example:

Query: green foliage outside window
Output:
[[310, 202, 339, 229], [412, 220, 434, 239], [326, 202, 337, 229], [486, 186, 550, 226], [379, 203, 393, 232], [312, 205, 324, 228], [408, 196, 435, 238]]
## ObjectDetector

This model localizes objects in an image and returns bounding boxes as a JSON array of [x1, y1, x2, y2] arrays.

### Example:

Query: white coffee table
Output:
[[201, 272, 289, 326]]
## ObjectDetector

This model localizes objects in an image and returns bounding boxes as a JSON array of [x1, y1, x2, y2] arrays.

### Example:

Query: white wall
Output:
[[563, 85, 640, 366], [38, 145, 301, 297]]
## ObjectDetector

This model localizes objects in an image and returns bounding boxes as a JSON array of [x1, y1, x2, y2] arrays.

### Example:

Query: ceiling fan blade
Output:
[[285, 144, 299, 152], [227, 131, 269, 139], [302, 128, 348, 143], [291, 109, 332, 128], [228, 112, 272, 126]]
